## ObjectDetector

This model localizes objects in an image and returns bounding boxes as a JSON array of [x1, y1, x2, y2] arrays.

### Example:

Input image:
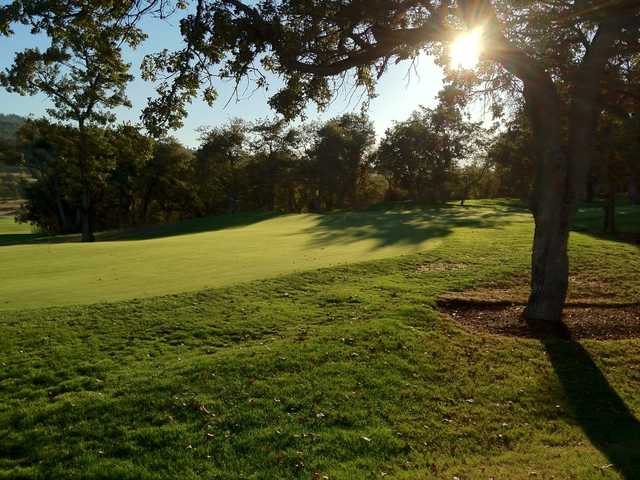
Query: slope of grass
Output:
[[1, 202, 639, 479], [0, 202, 525, 310]]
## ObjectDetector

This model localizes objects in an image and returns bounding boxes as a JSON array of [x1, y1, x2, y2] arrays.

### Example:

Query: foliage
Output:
[[195, 120, 250, 214], [17, 120, 116, 233], [137, 0, 640, 321], [14, 120, 192, 232], [0, 0, 177, 240], [244, 118, 309, 212], [309, 113, 376, 210], [377, 91, 483, 203], [141, 137, 196, 223], [0, 114, 26, 167], [485, 111, 535, 200], [0, 113, 25, 142]]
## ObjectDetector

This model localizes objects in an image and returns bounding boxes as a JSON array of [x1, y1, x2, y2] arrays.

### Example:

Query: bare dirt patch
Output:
[[438, 295, 640, 341], [416, 261, 468, 273]]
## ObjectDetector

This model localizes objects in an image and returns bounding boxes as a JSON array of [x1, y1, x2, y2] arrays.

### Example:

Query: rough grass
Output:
[[1, 201, 640, 479]]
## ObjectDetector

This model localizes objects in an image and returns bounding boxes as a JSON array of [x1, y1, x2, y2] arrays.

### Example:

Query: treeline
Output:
[[2, 100, 638, 237], [2, 97, 493, 235], [11, 115, 384, 234]]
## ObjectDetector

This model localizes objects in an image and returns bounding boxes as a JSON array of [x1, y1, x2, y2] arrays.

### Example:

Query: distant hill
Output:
[[0, 113, 26, 142]]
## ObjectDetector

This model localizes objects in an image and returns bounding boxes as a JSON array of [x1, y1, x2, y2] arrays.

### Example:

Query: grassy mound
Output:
[[1, 202, 639, 478]]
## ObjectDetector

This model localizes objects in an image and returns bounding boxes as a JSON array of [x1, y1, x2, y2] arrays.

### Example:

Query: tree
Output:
[[16, 119, 79, 233], [15, 120, 199, 233], [0, 0, 168, 241], [0, 114, 26, 166], [194, 120, 249, 214], [592, 55, 640, 233], [377, 92, 480, 203], [17, 119, 120, 234], [310, 113, 375, 210], [139, 138, 195, 223], [595, 112, 640, 233], [142, 0, 640, 324], [0, 113, 26, 143], [455, 157, 493, 206], [246, 119, 306, 212], [486, 112, 535, 200], [105, 124, 155, 228]]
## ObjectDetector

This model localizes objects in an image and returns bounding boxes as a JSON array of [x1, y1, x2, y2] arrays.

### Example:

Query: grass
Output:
[[0, 202, 524, 310], [1, 201, 640, 479], [0, 216, 32, 235]]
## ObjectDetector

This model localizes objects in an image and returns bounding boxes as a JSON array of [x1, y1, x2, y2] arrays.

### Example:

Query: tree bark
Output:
[[604, 171, 616, 234], [586, 171, 595, 204], [524, 145, 571, 323], [78, 125, 95, 243], [629, 175, 639, 205], [520, 76, 571, 323], [80, 183, 94, 242], [52, 173, 70, 233], [479, 1, 628, 325]]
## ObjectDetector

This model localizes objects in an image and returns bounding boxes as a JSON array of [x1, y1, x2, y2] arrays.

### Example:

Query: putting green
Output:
[[0, 205, 524, 310]]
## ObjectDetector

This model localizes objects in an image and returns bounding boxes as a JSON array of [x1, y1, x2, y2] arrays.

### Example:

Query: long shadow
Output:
[[302, 203, 526, 250], [0, 211, 284, 246], [571, 204, 640, 248], [0, 231, 48, 246], [0, 203, 527, 248], [543, 333, 640, 478], [98, 211, 284, 242]]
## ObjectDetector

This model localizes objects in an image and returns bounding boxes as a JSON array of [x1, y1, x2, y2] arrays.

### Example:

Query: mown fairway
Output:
[[1, 202, 640, 479], [0, 203, 526, 310]]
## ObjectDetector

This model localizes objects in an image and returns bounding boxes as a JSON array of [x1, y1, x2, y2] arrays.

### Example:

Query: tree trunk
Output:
[[52, 173, 70, 232], [80, 183, 94, 242], [604, 174, 616, 234], [524, 145, 571, 323], [485, 12, 624, 327], [629, 175, 638, 205], [78, 125, 95, 243], [520, 75, 571, 324], [585, 171, 595, 204], [460, 185, 469, 206]]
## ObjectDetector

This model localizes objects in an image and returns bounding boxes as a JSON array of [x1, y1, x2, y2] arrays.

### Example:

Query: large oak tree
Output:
[[143, 0, 639, 324]]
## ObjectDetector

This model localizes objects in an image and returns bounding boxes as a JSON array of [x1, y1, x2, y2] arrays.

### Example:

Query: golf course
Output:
[[3, 0, 640, 477], [2, 201, 640, 479], [0, 203, 525, 310]]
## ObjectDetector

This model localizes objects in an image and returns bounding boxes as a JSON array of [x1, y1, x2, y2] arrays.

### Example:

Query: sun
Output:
[[450, 27, 484, 70]]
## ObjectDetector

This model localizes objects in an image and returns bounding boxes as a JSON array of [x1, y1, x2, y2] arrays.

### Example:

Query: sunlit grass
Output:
[[0, 202, 525, 310]]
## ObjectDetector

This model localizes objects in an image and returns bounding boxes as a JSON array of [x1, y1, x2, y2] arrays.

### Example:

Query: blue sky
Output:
[[0, 12, 445, 147]]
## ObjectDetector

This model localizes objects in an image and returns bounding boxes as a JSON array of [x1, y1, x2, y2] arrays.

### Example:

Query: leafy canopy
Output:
[[0, 1, 178, 127], [140, 0, 639, 136]]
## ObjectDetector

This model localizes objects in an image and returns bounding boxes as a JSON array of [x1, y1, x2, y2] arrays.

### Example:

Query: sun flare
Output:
[[450, 28, 484, 70]]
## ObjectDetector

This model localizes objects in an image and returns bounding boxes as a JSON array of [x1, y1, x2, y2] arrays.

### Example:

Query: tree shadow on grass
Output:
[[302, 205, 526, 250], [99, 211, 284, 241], [0, 211, 284, 246], [0, 231, 48, 246], [571, 205, 640, 249], [543, 333, 640, 478]]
